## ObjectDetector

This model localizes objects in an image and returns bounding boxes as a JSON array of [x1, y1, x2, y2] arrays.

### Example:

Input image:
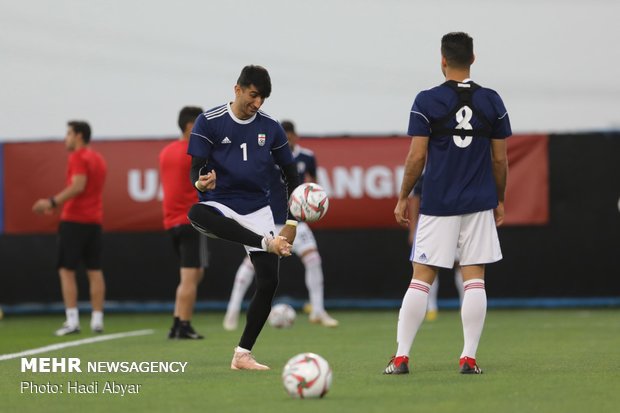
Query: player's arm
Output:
[[32, 174, 87, 214], [395, 137, 428, 227], [272, 141, 301, 214], [407, 193, 421, 245], [272, 126, 300, 242], [490, 138, 508, 226], [187, 114, 216, 192], [190, 157, 216, 192], [280, 162, 301, 212], [278, 161, 301, 244]]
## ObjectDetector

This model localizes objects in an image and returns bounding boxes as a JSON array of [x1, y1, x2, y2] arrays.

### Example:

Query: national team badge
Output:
[[258, 133, 266, 146]]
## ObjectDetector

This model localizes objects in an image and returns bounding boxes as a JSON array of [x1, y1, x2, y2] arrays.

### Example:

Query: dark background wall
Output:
[[1, 134, 618, 304]]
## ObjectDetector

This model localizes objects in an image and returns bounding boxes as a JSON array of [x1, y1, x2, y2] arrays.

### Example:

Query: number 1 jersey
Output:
[[188, 103, 294, 215]]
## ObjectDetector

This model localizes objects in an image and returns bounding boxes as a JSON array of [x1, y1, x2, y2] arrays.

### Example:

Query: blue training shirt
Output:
[[269, 145, 317, 224], [408, 80, 512, 216], [187, 103, 294, 215]]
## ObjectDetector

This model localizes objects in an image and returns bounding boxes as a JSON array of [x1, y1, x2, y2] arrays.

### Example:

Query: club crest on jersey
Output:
[[258, 133, 266, 146]]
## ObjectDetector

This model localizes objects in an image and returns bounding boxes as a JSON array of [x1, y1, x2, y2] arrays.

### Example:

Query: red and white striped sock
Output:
[[460, 279, 487, 359], [396, 279, 431, 357]]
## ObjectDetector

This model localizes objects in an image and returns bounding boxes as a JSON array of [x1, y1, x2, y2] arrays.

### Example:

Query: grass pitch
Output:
[[1, 309, 619, 413]]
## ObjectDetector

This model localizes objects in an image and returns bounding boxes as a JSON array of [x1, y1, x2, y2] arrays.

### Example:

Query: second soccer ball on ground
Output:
[[268, 303, 296, 328]]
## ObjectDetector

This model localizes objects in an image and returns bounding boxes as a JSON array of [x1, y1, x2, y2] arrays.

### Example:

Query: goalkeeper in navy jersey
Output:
[[187, 65, 300, 371], [223, 120, 338, 331], [384, 32, 511, 376]]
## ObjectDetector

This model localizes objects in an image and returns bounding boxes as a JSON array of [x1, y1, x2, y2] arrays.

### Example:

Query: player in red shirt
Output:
[[32, 121, 107, 336], [159, 106, 209, 339]]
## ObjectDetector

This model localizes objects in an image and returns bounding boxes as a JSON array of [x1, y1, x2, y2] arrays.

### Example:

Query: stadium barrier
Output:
[[0, 133, 618, 309]]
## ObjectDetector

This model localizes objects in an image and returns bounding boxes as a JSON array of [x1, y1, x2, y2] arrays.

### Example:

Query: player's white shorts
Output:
[[275, 222, 317, 256], [200, 201, 275, 254], [411, 210, 502, 269]]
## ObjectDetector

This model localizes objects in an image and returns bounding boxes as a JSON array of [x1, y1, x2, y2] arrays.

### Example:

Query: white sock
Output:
[[454, 266, 464, 304], [302, 251, 325, 316], [66, 308, 79, 327], [396, 280, 431, 357], [235, 346, 251, 353], [460, 279, 487, 359], [427, 278, 439, 312], [226, 257, 255, 315], [91, 311, 103, 327]]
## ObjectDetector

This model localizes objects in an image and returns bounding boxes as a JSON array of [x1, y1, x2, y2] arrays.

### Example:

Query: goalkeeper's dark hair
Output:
[[67, 120, 91, 144], [178, 106, 203, 132], [237, 65, 272, 99], [441, 32, 474, 69]]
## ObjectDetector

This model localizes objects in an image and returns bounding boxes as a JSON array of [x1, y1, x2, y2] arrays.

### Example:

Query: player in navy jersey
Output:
[[186, 65, 300, 370], [223, 120, 338, 330], [384, 32, 511, 375]]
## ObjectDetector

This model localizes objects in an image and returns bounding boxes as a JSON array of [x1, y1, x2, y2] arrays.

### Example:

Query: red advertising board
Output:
[[4, 140, 170, 234], [502, 135, 549, 225], [2, 135, 548, 234]]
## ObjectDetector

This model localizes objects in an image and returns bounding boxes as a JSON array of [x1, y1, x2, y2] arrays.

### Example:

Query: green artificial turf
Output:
[[1, 309, 618, 413]]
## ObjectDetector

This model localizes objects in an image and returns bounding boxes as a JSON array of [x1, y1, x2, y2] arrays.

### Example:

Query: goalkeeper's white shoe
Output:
[[230, 348, 270, 370]]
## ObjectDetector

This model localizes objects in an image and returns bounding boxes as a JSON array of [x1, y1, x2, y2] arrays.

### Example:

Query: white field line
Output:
[[0, 329, 154, 361]]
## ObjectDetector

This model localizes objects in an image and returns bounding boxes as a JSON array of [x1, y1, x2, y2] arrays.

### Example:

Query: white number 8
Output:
[[453, 106, 473, 148]]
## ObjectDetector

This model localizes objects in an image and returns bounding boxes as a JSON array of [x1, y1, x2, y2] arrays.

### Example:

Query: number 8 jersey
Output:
[[188, 102, 293, 215], [408, 79, 512, 216]]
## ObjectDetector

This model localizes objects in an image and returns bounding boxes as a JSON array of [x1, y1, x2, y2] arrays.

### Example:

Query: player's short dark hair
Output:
[[281, 120, 295, 133], [67, 120, 91, 143], [178, 106, 203, 132], [237, 65, 272, 98], [441, 32, 474, 68]]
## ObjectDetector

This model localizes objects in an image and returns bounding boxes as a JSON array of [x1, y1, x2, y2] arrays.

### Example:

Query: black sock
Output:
[[238, 252, 279, 350], [188, 204, 264, 249], [172, 316, 180, 328]]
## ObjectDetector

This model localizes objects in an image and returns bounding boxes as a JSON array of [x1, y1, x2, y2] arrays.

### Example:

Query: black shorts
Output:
[[167, 224, 209, 268], [57, 221, 103, 270]]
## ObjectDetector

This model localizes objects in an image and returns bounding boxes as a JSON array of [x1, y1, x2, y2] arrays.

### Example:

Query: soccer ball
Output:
[[268, 303, 296, 328], [282, 352, 332, 399], [289, 183, 329, 223]]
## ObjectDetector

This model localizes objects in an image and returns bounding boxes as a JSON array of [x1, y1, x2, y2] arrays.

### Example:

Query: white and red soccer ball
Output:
[[289, 183, 329, 223], [282, 352, 332, 399], [268, 303, 296, 328]]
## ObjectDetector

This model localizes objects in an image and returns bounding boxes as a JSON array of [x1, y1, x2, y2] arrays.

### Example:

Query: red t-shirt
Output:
[[61, 147, 107, 224], [159, 139, 198, 229]]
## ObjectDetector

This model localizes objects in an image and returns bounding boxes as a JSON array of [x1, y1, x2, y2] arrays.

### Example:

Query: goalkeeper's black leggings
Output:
[[187, 203, 264, 248], [239, 252, 280, 351], [187, 203, 279, 350]]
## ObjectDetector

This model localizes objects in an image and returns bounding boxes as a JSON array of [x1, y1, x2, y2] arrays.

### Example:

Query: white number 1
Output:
[[240, 143, 248, 161]]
